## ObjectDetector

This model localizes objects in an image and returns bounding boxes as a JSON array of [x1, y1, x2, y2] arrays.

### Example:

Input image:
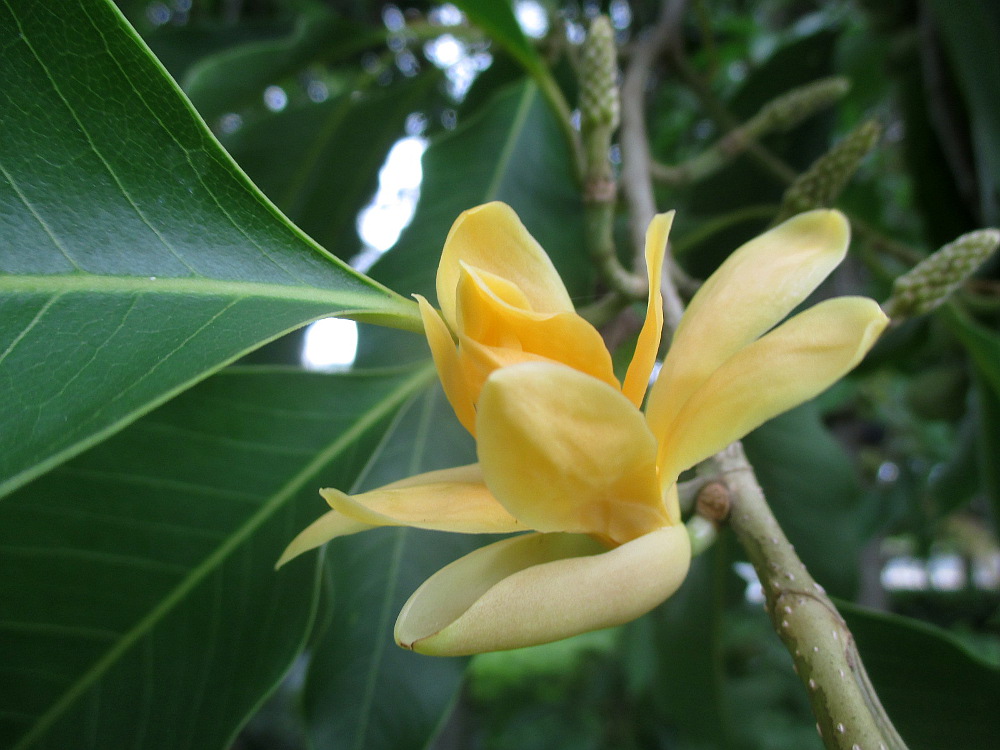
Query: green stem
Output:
[[672, 54, 798, 184], [716, 443, 909, 750]]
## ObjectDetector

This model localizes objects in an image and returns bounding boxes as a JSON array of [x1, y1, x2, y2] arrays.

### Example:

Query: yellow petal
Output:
[[319, 464, 526, 534], [436, 202, 573, 328], [647, 210, 850, 444], [456, 264, 618, 391], [656, 297, 888, 481], [395, 527, 691, 655], [622, 211, 673, 407], [275, 510, 373, 569], [477, 362, 669, 544], [417, 295, 477, 435]]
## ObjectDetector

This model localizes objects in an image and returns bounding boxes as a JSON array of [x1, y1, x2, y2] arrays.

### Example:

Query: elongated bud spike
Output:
[[579, 16, 619, 130], [778, 120, 881, 221], [885, 229, 1000, 318], [750, 77, 851, 137]]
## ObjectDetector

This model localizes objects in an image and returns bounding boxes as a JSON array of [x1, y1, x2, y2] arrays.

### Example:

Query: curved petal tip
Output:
[[275, 508, 373, 570]]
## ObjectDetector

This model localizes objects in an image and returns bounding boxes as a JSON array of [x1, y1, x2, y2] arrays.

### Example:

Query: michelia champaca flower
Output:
[[278, 203, 888, 656]]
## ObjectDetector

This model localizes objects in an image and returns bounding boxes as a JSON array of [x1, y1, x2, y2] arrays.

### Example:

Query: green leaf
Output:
[[451, 0, 544, 78], [841, 602, 1000, 750], [632, 549, 731, 747], [371, 79, 589, 303], [220, 73, 438, 260], [0, 0, 418, 498], [926, 0, 1000, 223], [0, 363, 432, 749], [301, 384, 478, 750], [743, 403, 866, 598]]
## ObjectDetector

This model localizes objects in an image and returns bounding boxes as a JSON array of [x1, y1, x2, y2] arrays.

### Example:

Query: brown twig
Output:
[[620, 0, 688, 335]]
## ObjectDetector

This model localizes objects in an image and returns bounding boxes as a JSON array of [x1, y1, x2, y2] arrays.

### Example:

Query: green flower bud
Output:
[[579, 16, 619, 130], [778, 120, 881, 221], [887, 229, 1000, 318]]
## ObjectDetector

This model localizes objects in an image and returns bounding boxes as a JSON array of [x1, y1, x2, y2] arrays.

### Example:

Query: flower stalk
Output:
[[716, 443, 908, 750], [579, 16, 647, 300], [653, 77, 851, 186]]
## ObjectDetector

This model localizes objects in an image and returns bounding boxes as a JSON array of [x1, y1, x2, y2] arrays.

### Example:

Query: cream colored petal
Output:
[[437, 202, 573, 328], [395, 526, 691, 655], [275, 510, 374, 569], [417, 295, 477, 435], [622, 211, 673, 407], [656, 297, 888, 482], [647, 210, 850, 444], [318, 464, 526, 535], [455, 265, 618, 390], [477, 362, 669, 544]]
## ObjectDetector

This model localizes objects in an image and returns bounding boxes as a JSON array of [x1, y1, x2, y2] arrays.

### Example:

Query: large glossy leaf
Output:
[[299, 383, 478, 750], [371, 79, 589, 303], [842, 602, 1000, 750], [0, 363, 432, 749], [0, 0, 417, 498], [220, 73, 439, 261]]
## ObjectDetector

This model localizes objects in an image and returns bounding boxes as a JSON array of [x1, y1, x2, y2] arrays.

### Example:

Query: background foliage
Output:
[[2, 1, 999, 748]]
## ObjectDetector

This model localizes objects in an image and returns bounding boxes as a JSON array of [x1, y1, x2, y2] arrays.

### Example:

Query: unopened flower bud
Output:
[[579, 16, 619, 130], [887, 229, 1000, 318], [778, 120, 881, 221]]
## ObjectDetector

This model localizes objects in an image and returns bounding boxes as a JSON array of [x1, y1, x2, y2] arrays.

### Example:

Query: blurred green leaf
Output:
[[926, 0, 1000, 224], [0, 364, 430, 749], [842, 602, 1000, 750], [0, 0, 416, 498], [452, 0, 544, 78], [183, 4, 378, 122], [945, 305, 1000, 524], [744, 403, 867, 598], [372, 79, 589, 303], [301, 384, 477, 750], [221, 73, 438, 260]]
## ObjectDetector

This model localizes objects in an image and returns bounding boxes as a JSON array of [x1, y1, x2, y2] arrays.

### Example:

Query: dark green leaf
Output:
[[944, 305, 1000, 525], [0, 363, 432, 749], [926, 0, 1000, 223], [183, 4, 378, 122], [633, 548, 731, 747], [301, 384, 477, 750], [842, 602, 1000, 750], [371, 79, 589, 303], [743, 403, 866, 598], [0, 0, 417, 497]]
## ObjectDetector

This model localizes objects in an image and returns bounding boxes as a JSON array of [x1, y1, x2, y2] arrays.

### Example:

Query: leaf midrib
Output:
[[482, 82, 537, 202], [14, 363, 436, 749], [0, 273, 415, 313]]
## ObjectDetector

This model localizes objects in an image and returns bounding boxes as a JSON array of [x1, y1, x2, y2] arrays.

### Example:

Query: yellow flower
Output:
[[278, 203, 887, 656]]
